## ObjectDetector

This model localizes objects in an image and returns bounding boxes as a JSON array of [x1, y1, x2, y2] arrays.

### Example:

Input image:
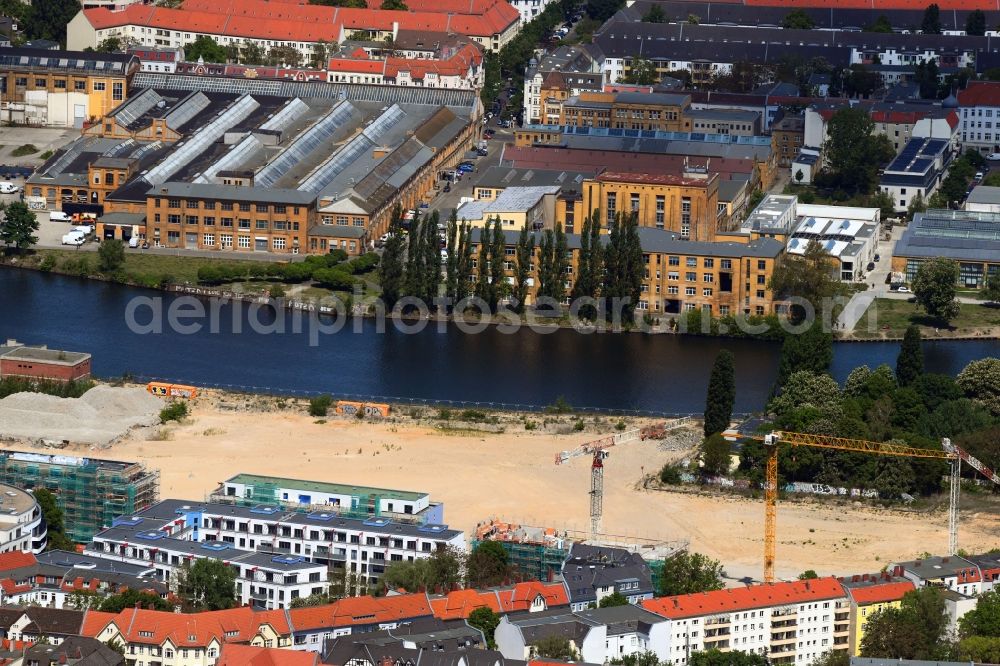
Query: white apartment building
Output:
[[0, 485, 46, 554], [510, 0, 552, 23], [958, 81, 1000, 155], [641, 578, 851, 666]]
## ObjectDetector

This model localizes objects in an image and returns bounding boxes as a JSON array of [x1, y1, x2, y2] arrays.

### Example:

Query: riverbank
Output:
[[844, 298, 1000, 341], [5, 389, 997, 583]]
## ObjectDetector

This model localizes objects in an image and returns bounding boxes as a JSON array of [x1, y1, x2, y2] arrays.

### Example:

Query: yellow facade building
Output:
[[842, 577, 915, 655]]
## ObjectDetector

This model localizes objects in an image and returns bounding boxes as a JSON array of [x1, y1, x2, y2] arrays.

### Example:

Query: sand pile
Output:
[[0, 386, 162, 446]]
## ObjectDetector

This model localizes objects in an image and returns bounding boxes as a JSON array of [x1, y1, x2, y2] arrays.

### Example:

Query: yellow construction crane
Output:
[[753, 431, 1000, 584]]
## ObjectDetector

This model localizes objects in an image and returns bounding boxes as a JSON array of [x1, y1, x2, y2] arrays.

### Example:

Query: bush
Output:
[[11, 144, 38, 157], [573, 420, 585, 431], [460, 408, 488, 422], [269, 284, 286, 299], [39, 150, 53, 160], [279, 262, 315, 283], [39, 254, 56, 272], [309, 395, 333, 417], [437, 408, 452, 421], [345, 252, 380, 274], [312, 267, 354, 291], [659, 464, 682, 484], [159, 401, 188, 423], [545, 395, 573, 414]]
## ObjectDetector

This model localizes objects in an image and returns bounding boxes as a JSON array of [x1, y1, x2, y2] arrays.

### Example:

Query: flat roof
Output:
[[457, 186, 559, 219], [966, 185, 1000, 205], [223, 473, 427, 501], [0, 346, 90, 366], [895, 209, 1000, 262]]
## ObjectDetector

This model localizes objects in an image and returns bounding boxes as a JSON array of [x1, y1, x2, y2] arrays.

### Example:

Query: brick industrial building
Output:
[[0, 340, 92, 383]]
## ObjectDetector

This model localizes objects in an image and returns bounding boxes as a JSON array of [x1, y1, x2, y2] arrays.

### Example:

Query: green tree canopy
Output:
[[98, 589, 173, 612], [599, 591, 630, 607], [782, 9, 815, 29], [658, 551, 725, 597], [865, 15, 894, 32], [896, 325, 924, 386], [184, 35, 228, 63], [532, 635, 577, 659], [957, 358, 1000, 417], [701, 433, 732, 477], [34, 488, 74, 552], [860, 587, 949, 659], [966, 9, 987, 35], [642, 5, 666, 22], [768, 241, 844, 320], [776, 324, 834, 386], [689, 649, 767, 666], [704, 350, 735, 436], [921, 3, 942, 34], [467, 540, 513, 588], [912, 258, 960, 323], [468, 607, 501, 648], [177, 558, 237, 611], [98, 239, 125, 274], [25, 0, 80, 44], [622, 57, 659, 85], [0, 202, 40, 253], [960, 589, 1000, 637], [821, 107, 895, 193]]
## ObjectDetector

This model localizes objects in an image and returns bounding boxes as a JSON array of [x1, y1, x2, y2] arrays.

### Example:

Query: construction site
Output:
[[0, 450, 160, 542], [472, 518, 688, 583]]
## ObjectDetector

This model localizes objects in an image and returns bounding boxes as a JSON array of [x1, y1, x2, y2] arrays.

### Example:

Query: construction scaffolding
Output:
[[0, 450, 160, 543], [473, 518, 689, 582]]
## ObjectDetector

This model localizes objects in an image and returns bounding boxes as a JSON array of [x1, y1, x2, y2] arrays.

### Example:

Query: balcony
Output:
[[770, 632, 796, 643], [704, 629, 731, 638], [771, 619, 797, 629], [703, 639, 730, 650]]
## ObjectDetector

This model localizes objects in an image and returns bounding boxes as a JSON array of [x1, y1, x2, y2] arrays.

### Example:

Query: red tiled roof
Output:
[[0, 552, 36, 572], [327, 58, 386, 74], [958, 81, 1000, 107], [84, 606, 292, 647], [288, 593, 432, 632], [597, 170, 715, 187], [217, 644, 319, 666], [498, 581, 568, 613], [431, 589, 501, 620], [642, 578, 847, 620], [430, 582, 568, 620], [504, 146, 758, 179], [846, 581, 914, 605], [80, 610, 119, 638]]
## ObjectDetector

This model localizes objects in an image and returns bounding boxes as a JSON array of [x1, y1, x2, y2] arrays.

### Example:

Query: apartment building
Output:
[[326, 43, 484, 90], [687, 108, 761, 137], [286, 594, 434, 650], [562, 544, 655, 611], [879, 137, 952, 213], [839, 574, 914, 656], [456, 186, 561, 230], [772, 115, 805, 169], [430, 581, 570, 620], [522, 46, 601, 125], [957, 81, 1000, 155], [0, 47, 140, 127], [559, 92, 692, 132], [68, 0, 520, 55], [641, 578, 850, 666], [468, 227, 782, 316], [496, 605, 670, 664], [211, 475, 442, 524], [578, 171, 720, 242], [102, 499, 463, 595]]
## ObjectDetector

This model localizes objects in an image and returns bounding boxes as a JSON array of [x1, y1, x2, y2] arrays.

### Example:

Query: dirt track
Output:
[[10, 398, 1000, 583]]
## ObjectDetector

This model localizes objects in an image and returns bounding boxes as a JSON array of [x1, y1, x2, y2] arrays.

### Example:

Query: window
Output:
[[703, 274, 714, 283], [685, 287, 696, 296], [221, 217, 233, 227], [239, 202, 251, 212], [93, 81, 106, 91], [168, 199, 180, 208], [74, 80, 86, 91], [704, 258, 714, 268], [186, 200, 198, 209], [703, 288, 713, 296], [203, 234, 216, 246], [204, 216, 215, 226], [256, 220, 268, 230], [757, 260, 766, 270], [686, 257, 697, 267], [668, 271, 679, 280], [606, 192, 617, 217], [630, 193, 640, 213], [256, 203, 268, 213], [686, 272, 696, 282], [757, 275, 766, 285], [221, 234, 233, 248], [274, 237, 286, 250], [238, 236, 251, 249], [186, 216, 198, 225], [655, 195, 665, 229], [353, 217, 365, 227], [721, 259, 732, 270], [668, 286, 678, 294], [54, 79, 67, 89], [167, 214, 180, 224], [681, 197, 691, 238], [239, 219, 251, 230], [204, 201, 216, 210], [112, 81, 123, 101], [221, 202, 234, 211]]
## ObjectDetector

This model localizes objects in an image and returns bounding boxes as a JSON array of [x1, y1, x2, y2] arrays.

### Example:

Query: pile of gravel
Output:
[[0, 386, 163, 446]]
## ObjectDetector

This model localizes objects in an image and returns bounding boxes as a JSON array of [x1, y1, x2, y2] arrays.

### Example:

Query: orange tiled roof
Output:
[[85, 606, 292, 647], [327, 58, 386, 74], [430, 589, 501, 620], [431, 582, 568, 620], [288, 592, 432, 631], [498, 581, 568, 613], [846, 581, 914, 605], [217, 643, 319, 666], [958, 81, 1000, 107], [80, 610, 119, 638], [0, 552, 37, 572], [743, 0, 998, 8], [642, 578, 847, 620]]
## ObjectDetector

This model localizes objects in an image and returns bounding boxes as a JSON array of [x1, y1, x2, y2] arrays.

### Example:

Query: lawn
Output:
[[28, 249, 279, 287], [853, 298, 1000, 338]]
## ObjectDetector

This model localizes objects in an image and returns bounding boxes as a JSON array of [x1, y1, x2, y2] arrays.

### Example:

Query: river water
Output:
[[2, 268, 998, 414]]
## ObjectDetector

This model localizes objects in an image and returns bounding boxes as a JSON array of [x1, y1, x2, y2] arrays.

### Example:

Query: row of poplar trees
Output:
[[377, 204, 645, 321]]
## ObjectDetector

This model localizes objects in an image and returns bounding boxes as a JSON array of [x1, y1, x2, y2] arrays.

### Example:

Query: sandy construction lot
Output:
[[11, 398, 1000, 583]]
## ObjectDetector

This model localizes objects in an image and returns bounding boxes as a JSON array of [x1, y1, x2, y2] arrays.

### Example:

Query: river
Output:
[[2, 268, 998, 414]]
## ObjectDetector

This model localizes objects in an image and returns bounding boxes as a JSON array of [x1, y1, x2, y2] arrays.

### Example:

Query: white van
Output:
[[61, 231, 86, 246], [49, 211, 71, 223], [0, 182, 19, 194], [71, 225, 94, 235]]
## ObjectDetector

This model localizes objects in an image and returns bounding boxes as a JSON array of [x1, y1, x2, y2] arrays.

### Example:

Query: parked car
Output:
[[49, 211, 71, 222], [443, 183, 451, 193], [874, 254, 880, 262], [989, 153, 1000, 161], [896, 286, 911, 293], [61, 231, 86, 246], [976, 171, 984, 180], [128, 236, 140, 248], [867, 262, 876, 271], [457, 164, 474, 173], [72, 224, 94, 235], [476, 148, 489, 157], [0, 181, 19, 194]]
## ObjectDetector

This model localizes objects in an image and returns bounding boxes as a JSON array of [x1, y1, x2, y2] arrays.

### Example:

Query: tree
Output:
[[896, 325, 924, 387], [959, 636, 1000, 663], [513, 226, 535, 313], [467, 540, 512, 588], [839, 64, 882, 99], [960, 589, 1000, 637], [912, 258, 960, 323], [267, 45, 302, 67], [704, 350, 735, 436], [860, 587, 949, 659], [532, 636, 576, 660], [865, 15, 894, 32], [981, 274, 1000, 303], [468, 607, 501, 648], [768, 241, 843, 320], [701, 433, 732, 476], [907, 192, 927, 218], [811, 651, 849, 666], [914, 58, 941, 99], [381, 0, 408, 9], [658, 551, 725, 597], [822, 108, 895, 194], [379, 205, 406, 309], [96, 36, 122, 53], [610, 651, 662, 666], [782, 9, 815, 29], [642, 5, 666, 22], [184, 35, 227, 63], [603, 212, 643, 325], [921, 3, 942, 34], [798, 569, 819, 580], [34, 488, 74, 552], [25, 0, 80, 44], [98, 239, 126, 274], [690, 650, 767, 666], [795, 169, 804, 184], [775, 325, 833, 386], [599, 591, 630, 607], [239, 40, 266, 65], [622, 56, 659, 85], [0, 202, 39, 253], [99, 589, 173, 612], [177, 558, 237, 611], [488, 217, 506, 311], [586, 0, 626, 22], [957, 358, 1000, 416], [966, 9, 987, 36], [383, 558, 435, 592]]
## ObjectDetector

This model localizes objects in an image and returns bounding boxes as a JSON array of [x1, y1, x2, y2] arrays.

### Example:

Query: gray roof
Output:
[[475, 166, 593, 190], [99, 212, 146, 227], [895, 209, 1000, 263], [612, 91, 690, 107], [893, 554, 979, 579], [152, 182, 316, 205], [0, 345, 89, 365], [22, 635, 124, 666], [687, 108, 760, 122], [135, 498, 462, 540], [308, 224, 367, 238], [717, 178, 748, 202], [457, 186, 559, 219], [554, 134, 771, 161], [965, 185, 1000, 205]]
